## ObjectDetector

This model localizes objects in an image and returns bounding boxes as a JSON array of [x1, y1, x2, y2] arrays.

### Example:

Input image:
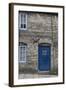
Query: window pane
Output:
[[21, 14, 23, 24], [21, 24, 23, 28], [24, 14, 26, 23], [24, 24, 26, 28]]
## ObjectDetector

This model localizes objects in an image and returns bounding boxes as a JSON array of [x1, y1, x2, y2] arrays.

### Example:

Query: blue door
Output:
[[38, 45, 51, 71]]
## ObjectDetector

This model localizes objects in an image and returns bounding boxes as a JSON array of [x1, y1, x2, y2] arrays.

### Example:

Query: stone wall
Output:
[[19, 12, 58, 74]]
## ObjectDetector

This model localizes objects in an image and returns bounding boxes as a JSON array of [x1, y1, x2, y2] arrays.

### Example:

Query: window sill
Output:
[[19, 28, 27, 31]]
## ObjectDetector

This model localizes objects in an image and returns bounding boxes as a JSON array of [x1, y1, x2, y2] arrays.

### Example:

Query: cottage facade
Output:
[[18, 11, 58, 75]]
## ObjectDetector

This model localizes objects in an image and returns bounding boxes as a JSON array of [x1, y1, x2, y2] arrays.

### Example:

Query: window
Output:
[[19, 42, 27, 63], [19, 12, 27, 30]]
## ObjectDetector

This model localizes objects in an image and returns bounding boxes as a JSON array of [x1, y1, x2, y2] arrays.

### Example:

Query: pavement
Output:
[[18, 73, 57, 79], [18, 68, 58, 79]]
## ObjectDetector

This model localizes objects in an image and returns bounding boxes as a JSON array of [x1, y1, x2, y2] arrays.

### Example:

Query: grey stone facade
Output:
[[18, 12, 58, 76]]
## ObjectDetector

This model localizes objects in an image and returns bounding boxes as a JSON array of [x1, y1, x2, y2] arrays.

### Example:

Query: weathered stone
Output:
[[19, 12, 58, 75]]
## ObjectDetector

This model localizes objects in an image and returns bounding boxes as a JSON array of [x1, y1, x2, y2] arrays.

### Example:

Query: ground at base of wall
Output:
[[18, 68, 58, 79], [18, 73, 57, 79]]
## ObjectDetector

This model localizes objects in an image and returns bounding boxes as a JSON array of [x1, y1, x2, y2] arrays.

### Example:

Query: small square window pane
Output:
[[21, 24, 24, 28], [24, 24, 26, 28]]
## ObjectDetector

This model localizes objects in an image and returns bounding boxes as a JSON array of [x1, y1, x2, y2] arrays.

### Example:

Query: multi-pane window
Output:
[[19, 12, 27, 30], [19, 42, 27, 63]]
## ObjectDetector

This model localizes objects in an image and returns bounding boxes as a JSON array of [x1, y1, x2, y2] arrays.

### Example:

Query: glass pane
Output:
[[21, 14, 23, 24], [24, 14, 26, 23], [21, 24, 23, 28], [24, 24, 26, 28]]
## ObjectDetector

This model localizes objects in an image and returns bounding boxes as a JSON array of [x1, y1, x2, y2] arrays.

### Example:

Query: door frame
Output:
[[38, 43, 51, 72]]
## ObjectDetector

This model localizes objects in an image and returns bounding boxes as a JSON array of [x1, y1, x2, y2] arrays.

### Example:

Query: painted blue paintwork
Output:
[[38, 45, 51, 71]]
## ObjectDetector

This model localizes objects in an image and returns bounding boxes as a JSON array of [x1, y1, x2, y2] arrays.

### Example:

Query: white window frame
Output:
[[19, 44, 27, 63], [18, 12, 27, 30]]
